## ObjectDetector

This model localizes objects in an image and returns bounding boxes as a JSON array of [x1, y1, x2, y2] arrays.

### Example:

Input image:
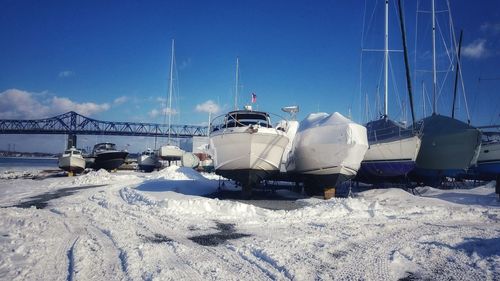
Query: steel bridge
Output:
[[0, 111, 208, 148]]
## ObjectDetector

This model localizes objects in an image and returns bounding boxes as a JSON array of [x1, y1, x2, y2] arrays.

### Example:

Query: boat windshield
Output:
[[94, 143, 117, 151], [226, 111, 272, 128]]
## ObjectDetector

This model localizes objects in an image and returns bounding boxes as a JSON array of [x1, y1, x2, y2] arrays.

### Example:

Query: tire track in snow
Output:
[[77, 226, 129, 281], [330, 223, 412, 280], [113, 201, 279, 280], [57, 206, 129, 281], [66, 238, 78, 281], [225, 245, 292, 280]]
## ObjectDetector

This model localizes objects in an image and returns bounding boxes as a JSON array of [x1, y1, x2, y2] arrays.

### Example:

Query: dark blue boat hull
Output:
[[459, 160, 500, 181], [475, 161, 500, 175], [356, 160, 416, 183], [410, 168, 467, 186], [93, 151, 128, 171]]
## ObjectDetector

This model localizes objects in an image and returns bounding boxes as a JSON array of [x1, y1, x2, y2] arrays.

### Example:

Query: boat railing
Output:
[[481, 131, 500, 143], [369, 125, 420, 143]]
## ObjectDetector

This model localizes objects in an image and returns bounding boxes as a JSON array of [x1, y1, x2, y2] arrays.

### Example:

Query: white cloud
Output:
[[0, 89, 50, 119], [148, 109, 160, 118], [58, 70, 74, 78], [480, 22, 500, 35], [462, 39, 488, 59], [195, 100, 220, 114], [156, 97, 167, 104], [51, 96, 110, 116], [113, 96, 128, 105], [148, 107, 178, 119], [0, 89, 110, 119], [163, 107, 178, 115]]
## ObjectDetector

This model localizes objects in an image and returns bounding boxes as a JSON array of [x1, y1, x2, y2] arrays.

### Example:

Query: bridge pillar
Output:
[[67, 134, 77, 149]]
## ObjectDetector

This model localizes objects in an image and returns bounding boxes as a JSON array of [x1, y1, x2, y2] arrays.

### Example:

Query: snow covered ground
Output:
[[0, 166, 499, 280]]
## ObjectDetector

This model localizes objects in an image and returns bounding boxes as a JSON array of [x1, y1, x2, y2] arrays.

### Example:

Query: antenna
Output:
[[234, 57, 239, 110], [281, 106, 299, 120]]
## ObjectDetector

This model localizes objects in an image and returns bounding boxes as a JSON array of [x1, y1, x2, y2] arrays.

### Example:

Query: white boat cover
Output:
[[287, 112, 368, 175]]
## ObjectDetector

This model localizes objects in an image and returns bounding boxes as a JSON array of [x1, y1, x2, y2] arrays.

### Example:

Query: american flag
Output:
[[251, 93, 257, 103]]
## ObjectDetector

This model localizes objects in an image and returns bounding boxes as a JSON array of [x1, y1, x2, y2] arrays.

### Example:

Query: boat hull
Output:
[[410, 115, 481, 183], [210, 127, 289, 186], [301, 172, 353, 196], [475, 161, 500, 176], [475, 142, 500, 175], [138, 155, 157, 172], [357, 135, 420, 182], [159, 146, 184, 161], [461, 141, 500, 180], [58, 155, 86, 173], [93, 151, 128, 171]]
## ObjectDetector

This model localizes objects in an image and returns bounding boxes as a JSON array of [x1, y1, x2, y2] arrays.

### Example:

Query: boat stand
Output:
[[496, 175, 500, 201], [324, 187, 336, 199]]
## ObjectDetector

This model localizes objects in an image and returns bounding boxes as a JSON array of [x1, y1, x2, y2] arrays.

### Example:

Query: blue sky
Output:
[[1, 0, 499, 152]]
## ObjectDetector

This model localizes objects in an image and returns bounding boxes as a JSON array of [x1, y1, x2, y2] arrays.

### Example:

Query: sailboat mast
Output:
[[384, 0, 389, 117], [398, 0, 416, 126], [452, 29, 463, 119], [422, 81, 426, 117], [168, 39, 175, 143], [432, 0, 437, 114], [234, 57, 239, 110]]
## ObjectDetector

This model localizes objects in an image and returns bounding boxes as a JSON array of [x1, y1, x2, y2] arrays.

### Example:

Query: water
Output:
[[0, 157, 58, 170]]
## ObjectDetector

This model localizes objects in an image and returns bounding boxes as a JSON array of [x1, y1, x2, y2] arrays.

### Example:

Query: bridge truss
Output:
[[0, 111, 208, 138]]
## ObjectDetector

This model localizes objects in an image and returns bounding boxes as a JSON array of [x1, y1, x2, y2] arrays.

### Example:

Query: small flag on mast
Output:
[[251, 93, 257, 103]]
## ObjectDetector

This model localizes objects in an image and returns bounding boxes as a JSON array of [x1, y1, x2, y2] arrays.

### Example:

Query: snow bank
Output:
[[282, 197, 380, 221], [150, 165, 207, 181], [417, 183, 500, 207], [71, 169, 141, 186], [121, 187, 267, 219], [200, 172, 223, 181], [133, 165, 220, 197], [71, 169, 113, 185], [0, 170, 42, 179]]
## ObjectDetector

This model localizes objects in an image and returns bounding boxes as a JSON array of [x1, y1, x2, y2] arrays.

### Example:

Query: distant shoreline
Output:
[[0, 156, 58, 160]]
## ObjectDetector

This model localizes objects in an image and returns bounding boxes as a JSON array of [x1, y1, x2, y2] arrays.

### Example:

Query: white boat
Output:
[[58, 147, 86, 174], [286, 112, 368, 195], [357, 118, 422, 182], [276, 106, 300, 173], [475, 133, 500, 176], [159, 145, 184, 161], [209, 108, 290, 196], [159, 38, 184, 162], [137, 148, 158, 172], [463, 131, 500, 181], [357, 0, 421, 183], [181, 152, 200, 168]]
